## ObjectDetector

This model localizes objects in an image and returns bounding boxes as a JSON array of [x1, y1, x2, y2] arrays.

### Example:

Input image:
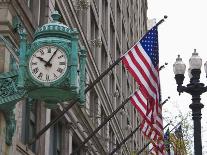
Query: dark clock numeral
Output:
[[32, 67, 39, 74], [57, 68, 63, 73], [46, 74, 50, 81], [59, 62, 66, 65], [53, 73, 58, 79], [47, 48, 51, 53], [58, 55, 63, 59], [37, 72, 43, 79], [32, 62, 37, 65], [39, 50, 44, 55]]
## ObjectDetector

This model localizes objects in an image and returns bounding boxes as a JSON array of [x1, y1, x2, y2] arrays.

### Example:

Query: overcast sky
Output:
[[147, 0, 207, 153]]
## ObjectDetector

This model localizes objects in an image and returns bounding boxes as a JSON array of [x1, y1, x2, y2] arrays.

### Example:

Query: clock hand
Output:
[[45, 48, 58, 67], [35, 56, 48, 64]]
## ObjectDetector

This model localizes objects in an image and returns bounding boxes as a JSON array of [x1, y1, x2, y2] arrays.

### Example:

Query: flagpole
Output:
[[155, 15, 168, 27], [109, 124, 141, 155], [85, 58, 123, 93], [28, 15, 168, 146], [70, 95, 132, 155]]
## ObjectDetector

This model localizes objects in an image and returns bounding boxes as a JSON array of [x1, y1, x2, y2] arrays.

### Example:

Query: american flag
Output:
[[122, 25, 160, 120], [123, 25, 164, 153]]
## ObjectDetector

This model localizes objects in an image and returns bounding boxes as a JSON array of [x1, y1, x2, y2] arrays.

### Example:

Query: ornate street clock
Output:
[[22, 11, 86, 106], [0, 10, 86, 145]]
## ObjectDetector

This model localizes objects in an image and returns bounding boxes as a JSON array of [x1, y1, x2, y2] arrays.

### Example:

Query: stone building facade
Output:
[[0, 0, 149, 154]]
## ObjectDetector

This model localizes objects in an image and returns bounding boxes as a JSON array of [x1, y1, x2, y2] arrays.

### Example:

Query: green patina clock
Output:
[[22, 11, 86, 106], [0, 10, 86, 144]]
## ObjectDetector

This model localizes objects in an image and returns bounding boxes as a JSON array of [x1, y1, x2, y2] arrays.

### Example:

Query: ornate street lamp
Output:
[[173, 49, 207, 155]]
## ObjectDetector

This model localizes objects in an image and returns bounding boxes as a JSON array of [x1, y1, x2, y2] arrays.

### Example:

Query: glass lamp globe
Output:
[[189, 49, 202, 70], [173, 55, 186, 75]]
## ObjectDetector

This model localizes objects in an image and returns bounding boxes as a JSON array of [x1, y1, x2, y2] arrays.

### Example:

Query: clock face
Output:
[[29, 45, 67, 83]]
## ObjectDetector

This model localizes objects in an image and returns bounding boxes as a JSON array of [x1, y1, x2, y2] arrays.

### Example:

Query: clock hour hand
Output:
[[36, 56, 52, 66], [36, 56, 46, 63], [45, 48, 58, 67]]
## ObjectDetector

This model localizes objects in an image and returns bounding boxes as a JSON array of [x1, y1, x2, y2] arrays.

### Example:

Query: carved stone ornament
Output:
[[75, 0, 90, 10], [0, 71, 26, 145], [3, 108, 16, 145]]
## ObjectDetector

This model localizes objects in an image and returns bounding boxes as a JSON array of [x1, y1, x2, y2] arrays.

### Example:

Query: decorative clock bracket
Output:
[[0, 71, 27, 145], [0, 29, 27, 145]]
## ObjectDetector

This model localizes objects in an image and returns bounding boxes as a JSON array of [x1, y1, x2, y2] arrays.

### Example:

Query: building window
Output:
[[94, 0, 99, 12], [110, 19, 115, 60], [117, 2, 121, 39], [101, 44, 108, 72], [115, 87, 120, 109], [109, 126, 115, 152], [102, 0, 108, 38], [122, 66, 126, 98], [21, 98, 37, 153], [72, 133, 82, 155], [90, 10, 99, 64], [116, 43, 121, 83], [26, 0, 33, 9], [101, 44, 108, 90], [89, 89, 99, 127], [49, 114, 62, 155], [0, 36, 18, 72], [100, 106, 107, 148], [85, 70, 91, 115], [111, 0, 116, 17], [109, 73, 115, 103]]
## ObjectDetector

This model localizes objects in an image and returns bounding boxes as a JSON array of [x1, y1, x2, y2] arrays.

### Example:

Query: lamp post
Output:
[[173, 49, 207, 155]]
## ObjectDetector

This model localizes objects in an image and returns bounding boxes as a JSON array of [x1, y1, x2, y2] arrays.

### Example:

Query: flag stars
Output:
[[140, 26, 159, 67]]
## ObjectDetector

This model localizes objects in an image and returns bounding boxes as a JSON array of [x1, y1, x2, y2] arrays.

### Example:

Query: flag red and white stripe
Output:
[[122, 43, 160, 118], [122, 26, 160, 119]]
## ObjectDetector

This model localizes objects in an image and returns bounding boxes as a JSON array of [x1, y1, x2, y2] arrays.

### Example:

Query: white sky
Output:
[[147, 0, 207, 153]]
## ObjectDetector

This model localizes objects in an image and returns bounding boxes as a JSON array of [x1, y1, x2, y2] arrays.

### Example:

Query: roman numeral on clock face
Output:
[[32, 67, 39, 74], [59, 62, 66, 65], [39, 50, 44, 55], [57, 68, 63, 73], [37, 72, 43, 79], [46, 74, 50, 81], [53, 73, 58, 79]]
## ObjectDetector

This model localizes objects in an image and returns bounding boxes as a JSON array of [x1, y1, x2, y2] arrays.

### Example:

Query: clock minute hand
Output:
[[45, 49, 58, 67]]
